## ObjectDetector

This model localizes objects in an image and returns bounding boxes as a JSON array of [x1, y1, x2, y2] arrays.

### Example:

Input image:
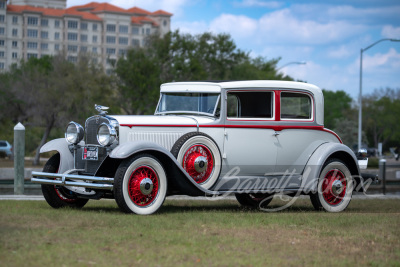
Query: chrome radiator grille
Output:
[[80, 115, 110, 175], [85, 116, 109, 145]]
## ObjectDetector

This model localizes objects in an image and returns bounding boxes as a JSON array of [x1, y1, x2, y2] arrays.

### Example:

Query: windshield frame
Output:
[[155, 92, 221, 117]]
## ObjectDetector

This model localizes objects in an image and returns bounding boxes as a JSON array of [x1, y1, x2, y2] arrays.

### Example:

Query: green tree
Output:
[[149, 31, 250, 82], [232, 56, 291, 80], [115, 31, 288, 115], [333, 118, 367, 148], [322, 89, 354, 129], [0, 54, 115, 165], [114, 47, 160, 115], [363, 88, 400, 149]]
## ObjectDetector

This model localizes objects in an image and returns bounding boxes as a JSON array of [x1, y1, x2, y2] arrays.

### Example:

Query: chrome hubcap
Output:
[[331, 180, 344, 196], [139, 178, 154, 195], [194, 156, 208, 173]]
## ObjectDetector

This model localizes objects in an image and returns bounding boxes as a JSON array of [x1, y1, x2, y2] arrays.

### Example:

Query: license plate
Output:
[[83, 146, 98, 161]]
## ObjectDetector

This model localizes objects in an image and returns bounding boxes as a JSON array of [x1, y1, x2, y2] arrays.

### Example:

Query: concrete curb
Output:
[[0, 195, 46, 200], [1, 194, 399, 201]]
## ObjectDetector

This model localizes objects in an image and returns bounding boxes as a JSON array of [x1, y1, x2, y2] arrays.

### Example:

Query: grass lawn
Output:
[[1, 197, 399, 266]]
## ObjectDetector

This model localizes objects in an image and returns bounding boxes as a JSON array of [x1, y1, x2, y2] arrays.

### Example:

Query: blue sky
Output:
[[68, 0, 400, 99]]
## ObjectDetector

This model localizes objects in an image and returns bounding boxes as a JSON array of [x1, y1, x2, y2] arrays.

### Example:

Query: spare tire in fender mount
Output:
[[171, 132, 222, 190]]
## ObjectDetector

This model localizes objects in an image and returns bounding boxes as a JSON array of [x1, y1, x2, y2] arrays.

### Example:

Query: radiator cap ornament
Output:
[[95, 104, 109, 115]]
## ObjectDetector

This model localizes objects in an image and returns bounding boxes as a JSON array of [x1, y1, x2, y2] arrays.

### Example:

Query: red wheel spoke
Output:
[[128, 166, 159, 207], [322, 169, 347, 206], [182, 145, 214, 184]]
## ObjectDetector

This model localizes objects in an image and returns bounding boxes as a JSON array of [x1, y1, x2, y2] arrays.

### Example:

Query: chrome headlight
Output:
[[65, 122, 84, 145], [97, 123, 117, 146]]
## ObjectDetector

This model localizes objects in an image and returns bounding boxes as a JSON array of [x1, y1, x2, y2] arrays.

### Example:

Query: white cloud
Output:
[[326, 38, 366, 60], [260, 45, 314, 61], [208, 9, 365, 46], [381, 25, 400, 39], [234, 0, 284, 9], [172, 21, 209, 35], [327, 5, 399, 20], [340, 48, 400, 96], [327, 45, 353, 59], [362, 48, 400, 72], [258, 9, 365, 45], [283, 61, 354, 92], [277, 48, 400, 97], [210, 14, 258, 38], [291, 4, 400, 25]]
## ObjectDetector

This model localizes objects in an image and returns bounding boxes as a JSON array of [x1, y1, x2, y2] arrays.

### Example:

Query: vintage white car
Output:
[[32, 80, 370, 214]]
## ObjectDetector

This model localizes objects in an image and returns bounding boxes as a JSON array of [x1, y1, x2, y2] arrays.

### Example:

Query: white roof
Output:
[[161, 80, 322, 96], [161, 80, 324, 125]]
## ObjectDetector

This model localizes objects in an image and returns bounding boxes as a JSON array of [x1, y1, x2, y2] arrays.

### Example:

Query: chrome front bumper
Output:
[[31, 171, 114, 190]]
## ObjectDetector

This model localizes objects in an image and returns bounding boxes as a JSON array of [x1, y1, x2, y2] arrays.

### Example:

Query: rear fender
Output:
[[302, 143, 362, 193]]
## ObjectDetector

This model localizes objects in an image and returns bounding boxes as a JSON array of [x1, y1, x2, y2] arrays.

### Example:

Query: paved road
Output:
[[1, 194, 400, 201]]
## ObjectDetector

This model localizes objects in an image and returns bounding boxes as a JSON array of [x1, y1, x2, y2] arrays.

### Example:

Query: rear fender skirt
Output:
[[302, 143, 361, 193]]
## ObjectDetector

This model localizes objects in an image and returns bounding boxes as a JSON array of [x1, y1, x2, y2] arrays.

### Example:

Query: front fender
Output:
[[109, 141, 168, 159], [40, 138, 74, 174], [301, 142, 361, 193], [110, 141, 219, 196]]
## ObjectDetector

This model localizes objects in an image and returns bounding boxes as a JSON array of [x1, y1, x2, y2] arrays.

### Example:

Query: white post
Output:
[[14, 123, 25, 195]]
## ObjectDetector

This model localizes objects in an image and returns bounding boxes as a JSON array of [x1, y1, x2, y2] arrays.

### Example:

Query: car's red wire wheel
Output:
[[54, 186, 78, 203], [128, 166, 159, 207], [53, 167, 77, 203], [321, 169, 347, 206], [182, 144, 214, 184]]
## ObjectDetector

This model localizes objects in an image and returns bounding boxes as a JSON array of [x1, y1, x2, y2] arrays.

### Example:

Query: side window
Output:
[[281, 92, 312, 120], [227, 91, 273, 119], [227, 94, 239, 117]]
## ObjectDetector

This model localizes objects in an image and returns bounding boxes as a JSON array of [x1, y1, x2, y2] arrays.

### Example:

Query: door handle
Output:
[[273, 132, 280, 137]]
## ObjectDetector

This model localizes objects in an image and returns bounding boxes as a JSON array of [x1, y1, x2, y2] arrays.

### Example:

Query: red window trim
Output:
[[279, 90, 315, 122], [226, 90, 275, 121]]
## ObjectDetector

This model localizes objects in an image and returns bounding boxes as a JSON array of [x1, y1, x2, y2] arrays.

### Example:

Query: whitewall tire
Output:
[[310, 159, 354, 212], [171, 132, 221, 190], [114, 154, 167, 215]]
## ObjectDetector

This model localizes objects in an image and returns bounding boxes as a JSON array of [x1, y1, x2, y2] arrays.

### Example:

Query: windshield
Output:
[[156, 93, 220, 116]]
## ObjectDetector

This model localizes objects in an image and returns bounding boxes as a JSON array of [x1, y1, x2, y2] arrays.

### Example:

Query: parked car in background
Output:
[[352, 143, 376, 157], [32, 80, 371, 215], [0, 140, 13, 159]]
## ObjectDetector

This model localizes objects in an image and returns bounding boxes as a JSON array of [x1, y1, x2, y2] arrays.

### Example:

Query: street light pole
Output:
[[358, 38, 400, 151], [277, 61, 306, 71], [358, 48, 363, 152]]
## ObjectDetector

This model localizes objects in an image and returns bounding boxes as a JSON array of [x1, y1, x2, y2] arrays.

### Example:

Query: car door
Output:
[[221, 90, 277, 180], [274, 91, 325, 179]]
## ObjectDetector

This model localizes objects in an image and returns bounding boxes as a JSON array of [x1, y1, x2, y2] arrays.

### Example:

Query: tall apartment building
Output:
[[0, 0, 172, 72]]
